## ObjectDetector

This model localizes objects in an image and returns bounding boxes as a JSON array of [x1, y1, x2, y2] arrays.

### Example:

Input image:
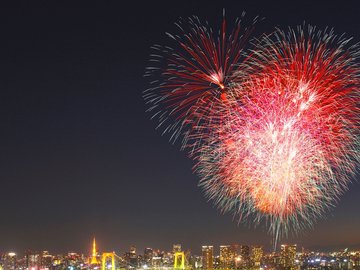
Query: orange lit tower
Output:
[[90, 238, 100, 265]]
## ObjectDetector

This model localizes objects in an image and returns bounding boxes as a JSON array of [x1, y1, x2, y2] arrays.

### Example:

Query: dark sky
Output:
[[0, 0, 360, 256]]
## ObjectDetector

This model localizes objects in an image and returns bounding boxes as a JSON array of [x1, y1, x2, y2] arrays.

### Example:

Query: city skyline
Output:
[[1, 237, 360, 256], [0, 0, 359, 254], [1, 239, 360, 270], [2, 236, 360, 257]]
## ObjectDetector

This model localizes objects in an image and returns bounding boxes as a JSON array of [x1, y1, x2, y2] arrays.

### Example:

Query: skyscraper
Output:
[[144, 248, 153, 265], [126, 246, 139, 267], [202, 246, 214, 270], [25, 251, 40, 270], [240, 245, 250, 268], [130, 246, 136, 255], [251, 246, 263, 269], [3, 253, 16, 270], [173, 244, 182, 253], [220, 245, 235, 269], [280, 244, 297, 270]]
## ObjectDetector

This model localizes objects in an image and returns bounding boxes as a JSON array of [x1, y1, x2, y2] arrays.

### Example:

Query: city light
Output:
[[1, 239, 359, 270]]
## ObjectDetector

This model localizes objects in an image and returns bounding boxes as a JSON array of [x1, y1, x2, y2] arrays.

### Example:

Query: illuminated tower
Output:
[[91, 238, 100, 265], [280, 244, 297, 270], [173, 244, 184, 270], [220, 245, 235, 269], [102, 253, 115, 270], [251, 246, 263, 269], [202, 246, 213, 270], [174, 252, 185, 270]]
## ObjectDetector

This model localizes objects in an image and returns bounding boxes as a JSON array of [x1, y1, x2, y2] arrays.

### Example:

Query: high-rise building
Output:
[[280, 244, 297, 270], [173, 244, 182, 253], [240, 245, 250, 268], [220, 245, 236, 269], [125, 246, 139, 267], [130, 246, 136, 255], [40, 251, 53, 269], [25, 251, 41, 270], [3, 253, 16, 270], [202, 246, 214, 270], [251, 246, 263, 268], [189, 255, 202, 269], [144, 248, 153, 264]]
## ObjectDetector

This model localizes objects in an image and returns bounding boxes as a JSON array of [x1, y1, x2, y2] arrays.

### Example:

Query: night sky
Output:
[[1, 0, 360, 255]]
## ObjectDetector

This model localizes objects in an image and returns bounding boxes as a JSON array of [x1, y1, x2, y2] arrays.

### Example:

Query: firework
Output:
[[143, 13, 257, 146], [194, 25, 360, 241], [144, 15, 360, 247]]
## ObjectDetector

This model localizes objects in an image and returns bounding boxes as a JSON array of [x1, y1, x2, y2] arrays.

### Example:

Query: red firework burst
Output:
[[144, 15, 360, 247], [194, 25, 360, 239], [144, 13, 257, 145]]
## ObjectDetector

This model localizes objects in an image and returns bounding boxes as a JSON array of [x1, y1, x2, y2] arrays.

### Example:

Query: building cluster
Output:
[[0, 240, 359, 270], [0, 251, 86, 270]]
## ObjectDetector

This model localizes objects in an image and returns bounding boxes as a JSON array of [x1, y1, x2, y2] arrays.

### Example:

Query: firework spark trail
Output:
[[144, 13, 257, 146], [194, 25, 360, 245]]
